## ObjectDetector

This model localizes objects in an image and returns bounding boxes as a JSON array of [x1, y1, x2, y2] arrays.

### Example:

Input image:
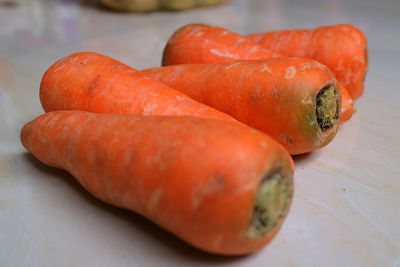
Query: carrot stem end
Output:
[[247, 172, 292, 238], [316, 86, 339, 131]]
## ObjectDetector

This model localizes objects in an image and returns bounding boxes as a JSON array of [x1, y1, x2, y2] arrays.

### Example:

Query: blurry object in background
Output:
[[161, 0, 196, 10], [100, 0, 159, 12], [0, 0, 19, 7], [99, 0, 229, 12]]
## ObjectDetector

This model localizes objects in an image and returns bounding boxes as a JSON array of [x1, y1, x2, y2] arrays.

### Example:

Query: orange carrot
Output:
[[143, 58, 341, 155], [21, 110, 294, 255], [247, 24, 368, 99], [162, 23, 279, 66], [40, 52, 234, 122], [162, 23, 354, 122], [338, 82, 354, 122]]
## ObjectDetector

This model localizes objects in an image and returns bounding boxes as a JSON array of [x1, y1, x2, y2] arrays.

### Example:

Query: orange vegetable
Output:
[[143, 58, 341, 155], [162, 23, 354, 122], [162, 23, 279, 66], [40, 52, 234, 121], [21, 110, 294, 255], [247, 24, 368, 99], [338, 82, 354, 122]]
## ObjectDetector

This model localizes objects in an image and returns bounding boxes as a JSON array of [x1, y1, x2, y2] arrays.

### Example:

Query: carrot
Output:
[[338, 82, 354, 122], [21, 110, 294, 255], [143, 58, 341, 155], [162, 23, 279, 66], [247, 24, 368, 99], [162, 23, 354, 122], [40, 52, 234, 122]]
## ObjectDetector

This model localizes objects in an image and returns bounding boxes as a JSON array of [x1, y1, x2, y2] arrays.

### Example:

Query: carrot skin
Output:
[[162, 23, 279, 66], [338, 82, 354, 122], [143, 58, 341, 155], [247, 24, 368, 99], [40, 52, 234, 122], [21, 111, 294, 255], [162, 23, 354, 122]]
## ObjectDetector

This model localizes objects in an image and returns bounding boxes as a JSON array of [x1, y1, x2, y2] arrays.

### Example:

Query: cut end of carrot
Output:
[[316, 86, 339, 131], [247, 171, 293, 239]]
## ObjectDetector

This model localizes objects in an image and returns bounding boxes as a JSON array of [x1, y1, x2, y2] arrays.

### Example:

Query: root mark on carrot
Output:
[[316, 86, 339, 131], [248, 171, 292, 238]]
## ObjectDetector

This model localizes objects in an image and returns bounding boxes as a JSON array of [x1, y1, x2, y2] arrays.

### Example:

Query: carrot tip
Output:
[[316, 86, 339, 131], [247, 171, 292, 239]]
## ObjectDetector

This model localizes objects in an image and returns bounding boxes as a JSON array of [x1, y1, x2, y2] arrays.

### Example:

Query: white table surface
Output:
[[1, 0, 399, 266]]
